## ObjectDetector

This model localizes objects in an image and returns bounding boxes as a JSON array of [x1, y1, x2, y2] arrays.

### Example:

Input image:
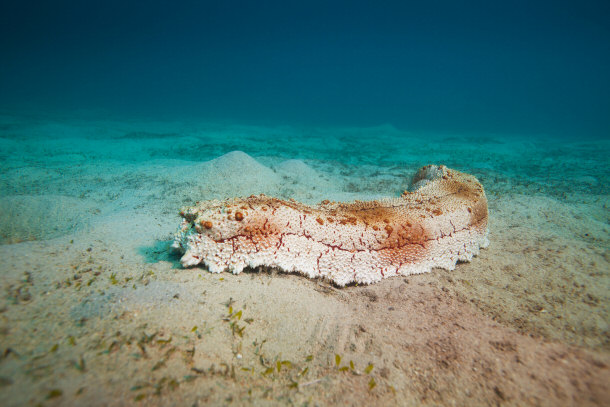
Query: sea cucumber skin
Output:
[[172, 165, 489, 286]]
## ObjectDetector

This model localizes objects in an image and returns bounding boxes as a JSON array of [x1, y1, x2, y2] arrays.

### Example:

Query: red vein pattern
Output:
[[172, 165, 489, 286]]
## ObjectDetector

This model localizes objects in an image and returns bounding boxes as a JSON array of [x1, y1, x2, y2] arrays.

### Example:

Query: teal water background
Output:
[[1, 0, 609, 138]]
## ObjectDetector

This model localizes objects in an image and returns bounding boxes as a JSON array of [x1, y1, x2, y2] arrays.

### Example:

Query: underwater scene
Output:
[[0, 1, 609, 406]]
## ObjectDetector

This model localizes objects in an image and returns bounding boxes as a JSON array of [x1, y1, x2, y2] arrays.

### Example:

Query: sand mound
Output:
[[192, 151, 282, 197], [0, 195, 97, 244], [273, 159, 326, 185], [271, 159, 342, 202]]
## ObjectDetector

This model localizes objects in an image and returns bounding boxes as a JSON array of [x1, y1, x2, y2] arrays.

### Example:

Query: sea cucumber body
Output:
[[172, 165, 488, 286]]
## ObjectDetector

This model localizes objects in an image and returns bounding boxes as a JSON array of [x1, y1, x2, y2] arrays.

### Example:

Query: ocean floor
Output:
[[0, 113, 608, 406]]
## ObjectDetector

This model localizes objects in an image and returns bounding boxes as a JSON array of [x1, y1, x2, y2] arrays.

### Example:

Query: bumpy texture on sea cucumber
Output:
[[172, 165, 489, 286]]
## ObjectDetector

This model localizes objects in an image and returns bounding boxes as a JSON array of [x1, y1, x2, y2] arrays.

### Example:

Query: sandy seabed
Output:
[[0, 114, 608, 406]]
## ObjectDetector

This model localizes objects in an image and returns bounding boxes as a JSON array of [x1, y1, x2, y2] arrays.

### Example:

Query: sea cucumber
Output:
[[172, 165, 489, 286]]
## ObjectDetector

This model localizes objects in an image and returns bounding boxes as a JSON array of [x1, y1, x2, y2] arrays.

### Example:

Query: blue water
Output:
[[1, 0, 609, 138]]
